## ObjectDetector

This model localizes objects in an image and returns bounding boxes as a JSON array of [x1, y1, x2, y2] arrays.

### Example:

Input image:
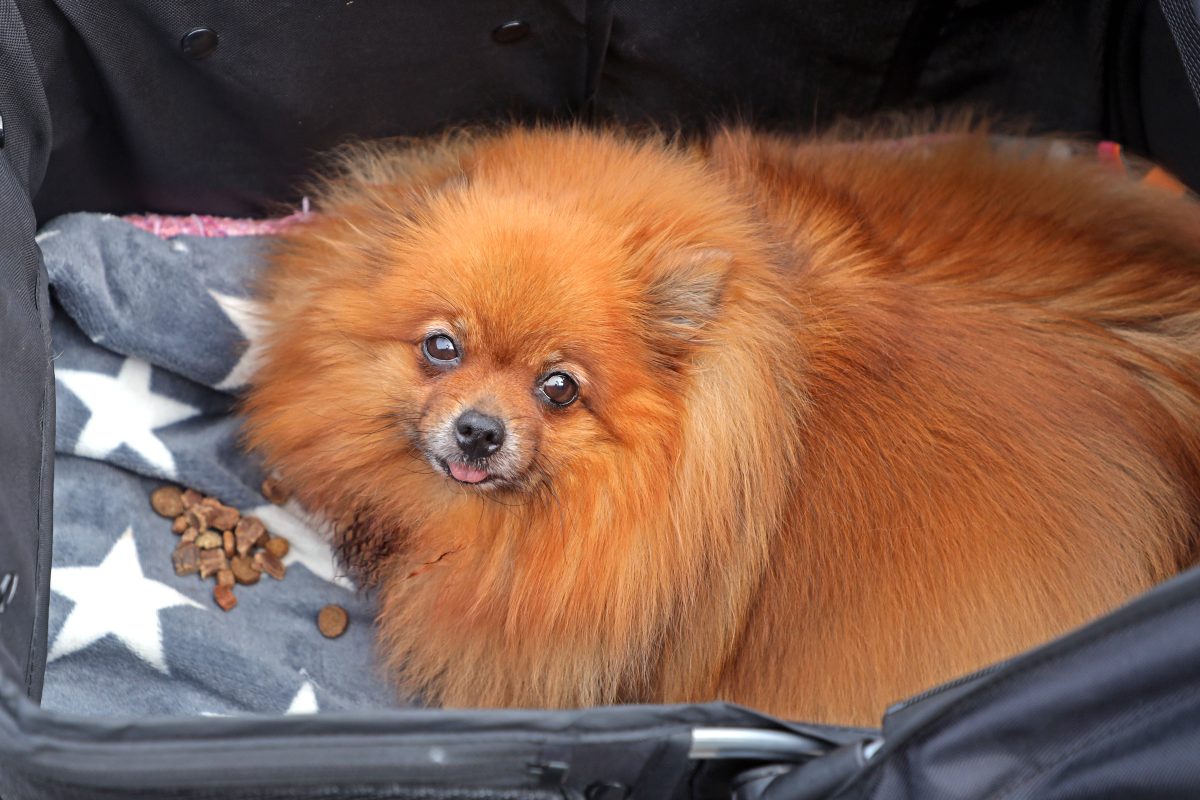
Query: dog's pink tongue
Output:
[[449, 461, 489, 484]]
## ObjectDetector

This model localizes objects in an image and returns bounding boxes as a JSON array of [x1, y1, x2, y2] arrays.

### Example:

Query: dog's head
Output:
[[245, 128, 783, 559], [257, 131, 736, 479]]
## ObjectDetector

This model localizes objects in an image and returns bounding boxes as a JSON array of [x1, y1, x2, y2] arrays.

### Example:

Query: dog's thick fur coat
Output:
[[244, 126, 1200, 724]]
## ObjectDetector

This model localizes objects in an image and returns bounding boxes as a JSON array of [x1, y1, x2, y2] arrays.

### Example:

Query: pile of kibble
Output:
[[149, 479, 348, 638]]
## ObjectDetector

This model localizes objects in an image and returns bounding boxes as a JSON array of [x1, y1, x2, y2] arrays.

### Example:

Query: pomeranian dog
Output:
[[243, 125, 1200, 724]]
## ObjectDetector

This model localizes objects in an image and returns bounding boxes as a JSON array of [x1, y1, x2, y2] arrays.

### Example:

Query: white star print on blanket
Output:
[[56, 358, 199, 477], [49, 527, 204, 673]]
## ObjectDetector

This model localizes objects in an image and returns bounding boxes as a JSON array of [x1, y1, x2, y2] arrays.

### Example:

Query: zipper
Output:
[[885, 658, 1012, 716]]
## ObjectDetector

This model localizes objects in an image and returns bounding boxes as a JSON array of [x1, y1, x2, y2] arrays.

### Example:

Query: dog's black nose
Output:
[[454, 409, 506, 460]]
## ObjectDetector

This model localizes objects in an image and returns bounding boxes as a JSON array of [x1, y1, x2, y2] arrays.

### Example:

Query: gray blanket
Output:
[[40, 213, 403, 716]]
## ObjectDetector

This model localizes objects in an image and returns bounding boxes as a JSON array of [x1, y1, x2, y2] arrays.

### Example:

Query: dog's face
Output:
[[248, 131, 744, 555], [379, 194, 623, 494], [333, 186, 717, 499]]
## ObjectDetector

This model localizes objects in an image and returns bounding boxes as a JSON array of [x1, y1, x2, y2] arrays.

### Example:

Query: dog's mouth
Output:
[[419, 418, 527, 491], [443, 459, 492, 485]]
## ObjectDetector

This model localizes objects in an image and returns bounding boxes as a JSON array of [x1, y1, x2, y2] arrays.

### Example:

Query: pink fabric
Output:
[[124, 199, 314, 238]]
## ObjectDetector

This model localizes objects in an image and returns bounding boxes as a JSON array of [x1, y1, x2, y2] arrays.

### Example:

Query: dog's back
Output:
[[707, 130, 1200, 721]]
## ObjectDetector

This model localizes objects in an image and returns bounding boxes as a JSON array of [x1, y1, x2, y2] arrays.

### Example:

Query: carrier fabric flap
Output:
[[1159, 0, 1200, 105], [0, 0, 53, 702], [806, 564, 1200, 800], [0, 692, 866, 799]]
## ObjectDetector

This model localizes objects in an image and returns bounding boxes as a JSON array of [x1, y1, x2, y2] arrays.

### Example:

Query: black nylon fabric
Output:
[[1108, 0, 1200, 191], [0, 0, 53, 703], [826, 565, 1200, 800], [0, 785, 566, 800], [1160, 0, 1200, 102], [1147, 1, 1200, 190], [0, 693, 867, 800]]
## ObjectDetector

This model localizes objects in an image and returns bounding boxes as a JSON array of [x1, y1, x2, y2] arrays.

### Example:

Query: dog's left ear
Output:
[[643, 248, 731, 353]]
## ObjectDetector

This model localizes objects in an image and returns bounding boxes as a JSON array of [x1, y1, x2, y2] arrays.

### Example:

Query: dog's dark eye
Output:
[[422, 334, 460, 365], [539, 372, 579, 407]]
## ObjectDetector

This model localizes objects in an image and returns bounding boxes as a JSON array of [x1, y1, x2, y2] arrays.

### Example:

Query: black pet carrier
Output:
[[1, 1, 1199, 798]]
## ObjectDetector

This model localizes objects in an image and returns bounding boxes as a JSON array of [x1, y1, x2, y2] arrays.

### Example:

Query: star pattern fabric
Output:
[[40, 213, 398, 717], [200, 676, 322, 716], [286, 680, 320, 714], [57, 358, 199, 477], [49, 527, 204, 673], [210, 289, 268, 391]]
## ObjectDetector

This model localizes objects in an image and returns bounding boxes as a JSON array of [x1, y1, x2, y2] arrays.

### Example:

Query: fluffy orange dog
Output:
[[244, 125, 1200, 724]]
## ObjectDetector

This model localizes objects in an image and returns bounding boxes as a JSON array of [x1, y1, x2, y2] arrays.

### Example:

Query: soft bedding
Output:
[[39, 212, 401, 716]]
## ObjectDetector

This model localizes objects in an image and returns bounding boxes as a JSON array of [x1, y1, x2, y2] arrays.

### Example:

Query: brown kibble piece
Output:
[[317, 604, 349, 638], [171, 515, 190, 535], [180, 528, 198, 544], [216, 568, 235, 587], [172, 542, 200, 576], [214, 584, 237, 611], [222, 530, 236, 558], [234, 516, 267, 556], [230, 555, 261, 585], [151, 486, 185, 518], [254, 550, 287, 581], [264, 537, 290, 559], [198, 548, 228, 579], [261, 478, 290, 505], [186, 507, 211, 532], [195, 531, 222, 550], [180, 488, 203, 509], [208, 504, 241, 531]]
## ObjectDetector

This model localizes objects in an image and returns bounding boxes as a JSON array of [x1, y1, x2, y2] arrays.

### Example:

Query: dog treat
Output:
[[317, 604, 349, 638], [198, 496, 240, 529], [194, 530, 222, 551], [198, 548, 228, 579], [185, 506, 211, 532], [230, 555, 261, 585], [234, 516, 266, 556], [254, 550, 287, 581], [213, 584, 237, 612], [261, 477, 290, 505], [172, 542, 200, 576], [157, 485, 300, 613], [264, 536, 290, 559], [150, 486, 185, 518], [208, 503, 241, 531]]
